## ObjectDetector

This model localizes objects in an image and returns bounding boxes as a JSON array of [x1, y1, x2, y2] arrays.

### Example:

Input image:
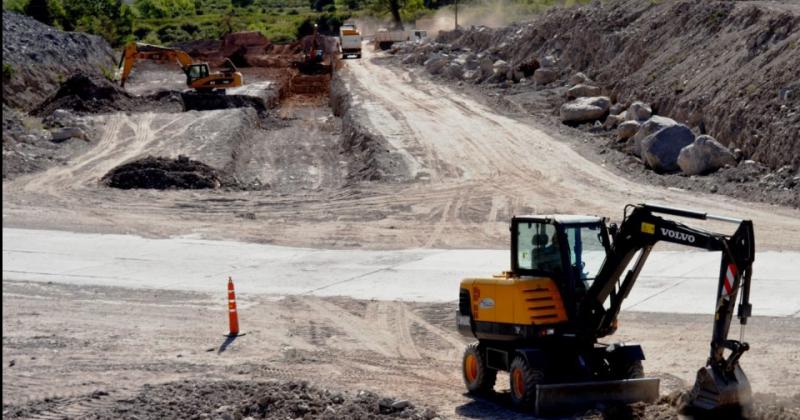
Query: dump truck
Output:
[[373, 29, 427, 50], [116, 42, 243, 93], [339, 23, 362, 59], [459, 203, 754, 416]]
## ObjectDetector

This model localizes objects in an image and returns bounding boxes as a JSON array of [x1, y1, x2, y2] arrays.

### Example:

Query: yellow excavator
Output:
[[459, 203, 755, 416], [116, 42, 243, 93]]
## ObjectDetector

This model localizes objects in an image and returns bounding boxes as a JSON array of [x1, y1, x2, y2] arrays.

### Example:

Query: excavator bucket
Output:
[[535, 378, 660, 416], [688, 364, 752, 412]]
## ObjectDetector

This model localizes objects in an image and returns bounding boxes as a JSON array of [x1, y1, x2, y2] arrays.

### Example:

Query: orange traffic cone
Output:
[[227, 276, 240, 336]]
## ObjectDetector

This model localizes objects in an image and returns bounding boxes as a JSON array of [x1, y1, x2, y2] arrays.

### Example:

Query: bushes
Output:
[[3, 63, 14, 81]]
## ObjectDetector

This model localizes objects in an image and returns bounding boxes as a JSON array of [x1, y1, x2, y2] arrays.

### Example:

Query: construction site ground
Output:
[[4, 43, 800, 418]]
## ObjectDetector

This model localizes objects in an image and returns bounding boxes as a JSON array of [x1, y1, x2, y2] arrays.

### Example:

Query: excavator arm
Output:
[[117, 42, 195, 87], [583, 203, 755, 411]]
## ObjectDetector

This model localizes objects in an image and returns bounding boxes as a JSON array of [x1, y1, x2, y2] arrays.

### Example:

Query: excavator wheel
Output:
[[462, 343, 496, 395], [509, 355, 544, 410], [614, 359, 644, 380]]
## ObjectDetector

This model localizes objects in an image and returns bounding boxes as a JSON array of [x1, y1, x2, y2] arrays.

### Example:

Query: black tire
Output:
[[462, 343, 496, 395], [509, 355, 544, 410], [620, 359, 645, 379]]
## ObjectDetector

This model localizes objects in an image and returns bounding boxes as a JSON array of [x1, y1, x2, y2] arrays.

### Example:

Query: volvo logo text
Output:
[[660, 228, 696, 243]]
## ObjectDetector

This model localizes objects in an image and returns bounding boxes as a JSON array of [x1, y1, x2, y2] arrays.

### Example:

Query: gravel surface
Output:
[[2, 11, 116, 111]]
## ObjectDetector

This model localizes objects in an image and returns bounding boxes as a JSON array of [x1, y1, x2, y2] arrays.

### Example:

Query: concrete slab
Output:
[[3, 228, 797, 317]]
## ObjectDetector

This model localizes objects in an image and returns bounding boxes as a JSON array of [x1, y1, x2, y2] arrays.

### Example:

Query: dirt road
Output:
[[2, 51, 799, 250], [3, 280, 799, 419]]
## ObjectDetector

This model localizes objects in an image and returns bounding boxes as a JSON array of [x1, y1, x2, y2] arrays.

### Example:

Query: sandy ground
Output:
[[3, 43, 800, 419], [2, 50, 799, 251], [3, 280, 799, 419]]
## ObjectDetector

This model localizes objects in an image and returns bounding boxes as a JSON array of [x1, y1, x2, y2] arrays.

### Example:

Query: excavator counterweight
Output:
[[457, 203, 755, 416]]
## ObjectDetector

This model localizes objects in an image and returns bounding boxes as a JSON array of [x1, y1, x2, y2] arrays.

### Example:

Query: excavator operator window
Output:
[[563, 223, 606, 290], [187, 64, 209, 82], [516, 221, 561, 274]]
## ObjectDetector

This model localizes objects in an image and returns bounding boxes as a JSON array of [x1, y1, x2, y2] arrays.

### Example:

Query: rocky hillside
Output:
[[398, 0, 800, 170], [2, 11, 116, 111]]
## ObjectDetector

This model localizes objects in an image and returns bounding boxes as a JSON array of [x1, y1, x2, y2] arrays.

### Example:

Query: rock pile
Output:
[[390, 0, 800, 170], [32, 74, 183, 116], [2, 11, 116, 111]]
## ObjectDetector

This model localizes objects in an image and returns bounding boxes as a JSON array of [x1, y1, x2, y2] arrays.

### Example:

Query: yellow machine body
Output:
[[460, 273, 568, 326]]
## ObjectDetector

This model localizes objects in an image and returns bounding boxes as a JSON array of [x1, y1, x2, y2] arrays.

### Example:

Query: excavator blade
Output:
[[688, 364, 752, 412], [535, 377, 660, 416]]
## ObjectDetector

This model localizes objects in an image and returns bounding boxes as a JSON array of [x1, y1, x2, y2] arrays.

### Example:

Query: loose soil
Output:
[[4, 380, 439, 420], [2, 280, 799, 419], [102, 155, 223, 190]]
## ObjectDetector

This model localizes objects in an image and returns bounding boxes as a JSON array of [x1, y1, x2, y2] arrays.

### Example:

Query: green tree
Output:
[[24, 0, 53, 25], [134, 0, 196, 19]]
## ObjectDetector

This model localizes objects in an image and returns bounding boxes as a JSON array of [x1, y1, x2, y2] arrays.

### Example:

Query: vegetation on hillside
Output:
[[3, 0, 592, 46]]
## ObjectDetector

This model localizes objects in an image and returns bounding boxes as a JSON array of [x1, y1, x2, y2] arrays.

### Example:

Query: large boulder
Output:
[[560, 96, 610, 124], [628, 116, 679, 156], [625, 101, 652, 122], [49, 126, 86, 142], [569, 72, 591, 86], [641, 125, 696, 172], [445, 63, 464, 80], [617, 120, 640, 141], [566, 84, 601, 99], [424, 55, 449, 75], [492, 59, 510, 76], [677, 135, 737, 175], [603, 114, 624, 130], [478, 56, 494, 79], [533, 68, 558, 85]]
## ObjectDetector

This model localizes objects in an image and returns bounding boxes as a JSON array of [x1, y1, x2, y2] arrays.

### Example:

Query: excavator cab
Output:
[[186, 64, 210, 84], [512, 216, 610, 313]]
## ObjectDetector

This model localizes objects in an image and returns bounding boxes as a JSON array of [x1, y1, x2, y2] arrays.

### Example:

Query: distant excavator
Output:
[[116, 42, 243, 93]]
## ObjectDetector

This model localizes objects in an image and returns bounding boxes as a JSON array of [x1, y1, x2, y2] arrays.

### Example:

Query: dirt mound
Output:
[[32, 73, 268, 117], [32, 74, 184, 116], [395, 0, 800, 170], [102, 155, 223, 190], [2, 11, 116, 111], [1, 380, 439, 419]]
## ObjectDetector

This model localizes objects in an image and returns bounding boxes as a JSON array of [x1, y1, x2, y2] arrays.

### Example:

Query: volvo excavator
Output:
[[458, 203, 755, 416], [116, 42, 243, 92]]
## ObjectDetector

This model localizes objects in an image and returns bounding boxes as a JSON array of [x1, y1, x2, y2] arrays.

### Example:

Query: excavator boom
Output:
[[583, 204, 755, 411]]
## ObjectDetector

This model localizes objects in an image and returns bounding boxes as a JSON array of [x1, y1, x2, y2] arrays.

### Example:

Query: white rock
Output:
[[569, 72, 591, 86], [617, 120, 640, 141], [560, 96, 611, 123], [533, 68, 558, 85], [677, 135, 737, 175], [625, 101, 653, 122], [492, 59, 510, 75], [566, 84, 601, 99]]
